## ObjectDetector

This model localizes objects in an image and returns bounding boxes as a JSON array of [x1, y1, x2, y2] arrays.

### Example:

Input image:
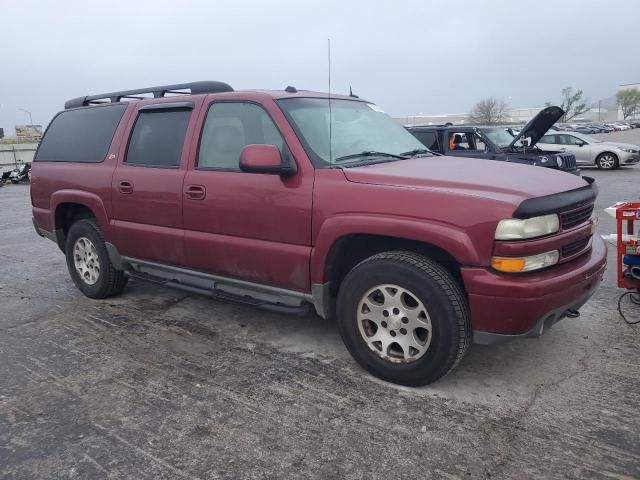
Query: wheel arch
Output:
[[50, 190, 111, 252], [310, 216, 480, 319]]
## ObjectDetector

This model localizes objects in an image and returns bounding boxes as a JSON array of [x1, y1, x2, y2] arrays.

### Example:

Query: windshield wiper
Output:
[[399, 148, 432, 157], [334, 150, 408, 162]]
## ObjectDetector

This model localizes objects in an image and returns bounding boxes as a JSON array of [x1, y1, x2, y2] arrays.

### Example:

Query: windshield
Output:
[[480, 127, 522, 148], [277, 98, 429, 166]]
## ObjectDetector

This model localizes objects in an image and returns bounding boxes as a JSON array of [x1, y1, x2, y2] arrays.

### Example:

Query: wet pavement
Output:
[[1, 164, 639, 479]]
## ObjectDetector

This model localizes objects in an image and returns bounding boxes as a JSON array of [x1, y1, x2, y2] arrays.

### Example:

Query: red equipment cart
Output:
[[613, 201, 640, 289]]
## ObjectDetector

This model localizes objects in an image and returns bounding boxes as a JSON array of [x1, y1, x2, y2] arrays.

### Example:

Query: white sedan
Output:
[[538, 131, 640, 169]]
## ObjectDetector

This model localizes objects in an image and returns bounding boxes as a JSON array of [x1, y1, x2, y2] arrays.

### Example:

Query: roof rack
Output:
[[64, 81, 234, 109]]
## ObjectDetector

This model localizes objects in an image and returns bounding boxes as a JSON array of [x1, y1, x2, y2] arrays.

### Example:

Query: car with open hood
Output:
[[31, 82, 605, 386], [537, 131, 640, 169], [406, 106, 580, 175]]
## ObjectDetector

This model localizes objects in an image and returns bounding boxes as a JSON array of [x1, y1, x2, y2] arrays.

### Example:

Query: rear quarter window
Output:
[[412, 131, 439, 150], [35, 104, 127, 162]]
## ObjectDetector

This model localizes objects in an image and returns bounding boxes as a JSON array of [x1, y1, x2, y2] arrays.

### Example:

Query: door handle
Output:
[[119, 180, 133, 194], [185, 185, 206, 200]]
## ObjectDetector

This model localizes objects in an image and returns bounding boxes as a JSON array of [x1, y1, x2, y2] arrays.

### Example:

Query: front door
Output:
[[182, 100, 314, 292], [444, 130, 491, 159], [111, 101, 199, 265], [558, 134, 591, 164]]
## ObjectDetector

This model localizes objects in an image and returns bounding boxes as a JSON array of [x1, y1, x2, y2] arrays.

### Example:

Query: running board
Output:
[[123, 256, 314, 314]]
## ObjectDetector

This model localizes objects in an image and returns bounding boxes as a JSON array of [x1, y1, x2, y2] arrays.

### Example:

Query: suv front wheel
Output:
[[65, 219, 127, 299], [336, 251, 470, 386]]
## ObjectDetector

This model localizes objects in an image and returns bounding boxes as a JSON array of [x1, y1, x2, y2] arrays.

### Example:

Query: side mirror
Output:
[[577, 141, 586, 147], [239, 144, 297, 177]]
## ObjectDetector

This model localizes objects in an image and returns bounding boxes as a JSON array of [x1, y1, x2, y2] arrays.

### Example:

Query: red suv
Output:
[[31, 81, 607, 386]]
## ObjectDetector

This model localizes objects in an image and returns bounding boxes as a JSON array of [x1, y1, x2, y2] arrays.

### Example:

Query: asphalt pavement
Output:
[[1, 147, 639, 479]]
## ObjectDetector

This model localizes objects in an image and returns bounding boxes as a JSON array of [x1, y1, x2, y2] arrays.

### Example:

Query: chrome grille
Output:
[[559, 153, 576, 170], [560, 204, 593, 230]]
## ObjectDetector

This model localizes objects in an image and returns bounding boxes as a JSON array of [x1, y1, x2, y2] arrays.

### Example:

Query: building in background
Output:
[[15, 125, 43, 142]]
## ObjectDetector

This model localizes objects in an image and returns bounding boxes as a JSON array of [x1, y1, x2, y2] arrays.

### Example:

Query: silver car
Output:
[[537, 132, 640, 169]]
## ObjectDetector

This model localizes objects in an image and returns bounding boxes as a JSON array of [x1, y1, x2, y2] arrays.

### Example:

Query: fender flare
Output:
[[310, 214, 480, 284], [50, 190, 112, 248]]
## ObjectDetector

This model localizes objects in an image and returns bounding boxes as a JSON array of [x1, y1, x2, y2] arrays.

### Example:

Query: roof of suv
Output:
[[64, 80, 366, 109], [407, 125, 505, 131]]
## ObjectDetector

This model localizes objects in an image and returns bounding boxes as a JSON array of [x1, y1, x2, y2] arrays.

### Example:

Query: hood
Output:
[[598, 142, 639, 151], [508, 106, 565, 149], [342, 156, 588, 200]]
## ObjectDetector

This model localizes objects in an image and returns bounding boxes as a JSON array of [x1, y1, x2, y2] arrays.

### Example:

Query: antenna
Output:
[[328, 38, 333, 166]]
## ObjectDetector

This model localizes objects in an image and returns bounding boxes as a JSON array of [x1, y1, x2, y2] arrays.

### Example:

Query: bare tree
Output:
[[558, 87, 589, 122], [617, 89, 640, 119], [470, 98, 508, 124]]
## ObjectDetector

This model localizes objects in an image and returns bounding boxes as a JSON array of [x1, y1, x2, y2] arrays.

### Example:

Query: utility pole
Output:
[[598, 101, 601, 122], [19, 108, 34, 126]]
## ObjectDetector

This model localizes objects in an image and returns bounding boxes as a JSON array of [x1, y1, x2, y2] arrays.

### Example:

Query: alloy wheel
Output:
[[598, 154, 616, 169], [357, 284, 432, 363], [73, 237, 100, 285]]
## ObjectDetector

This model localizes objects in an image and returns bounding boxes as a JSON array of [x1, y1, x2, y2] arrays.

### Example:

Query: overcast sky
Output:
[[1, 0, 638, 132]]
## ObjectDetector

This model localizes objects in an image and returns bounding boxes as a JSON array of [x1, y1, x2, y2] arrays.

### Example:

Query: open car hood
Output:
[[508, 105, 564, 149]]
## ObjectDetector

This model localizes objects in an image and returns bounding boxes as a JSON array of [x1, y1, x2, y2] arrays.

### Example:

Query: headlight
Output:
[[492, 250, 559, 273], [621, 148, 638, 153], [556, 155, 564, 167], [495, 214, 560, 240]]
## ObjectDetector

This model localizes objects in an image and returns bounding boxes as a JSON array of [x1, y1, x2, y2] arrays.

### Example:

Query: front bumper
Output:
[[462, 234, 607, 343], [620, 152, 640, 165]]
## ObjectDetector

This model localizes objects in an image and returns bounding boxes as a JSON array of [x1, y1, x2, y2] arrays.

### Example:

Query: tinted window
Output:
[[126, 110, 191, 167], [412, 131, 439, 150], [198, 102, 284, 169], [35, 104, 127, 162]]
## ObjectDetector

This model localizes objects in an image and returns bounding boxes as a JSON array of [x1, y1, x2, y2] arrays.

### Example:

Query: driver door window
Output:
[[198, 102, 284, 170]]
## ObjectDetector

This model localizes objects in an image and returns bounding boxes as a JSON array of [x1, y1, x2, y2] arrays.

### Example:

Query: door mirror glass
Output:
[[239, 144, 296, 176]]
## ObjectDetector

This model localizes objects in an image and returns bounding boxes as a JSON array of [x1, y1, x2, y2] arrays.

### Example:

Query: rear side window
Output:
[[125, 110, 191, 167], [412, 131, 439, 150], [35, 104, 126, 162]]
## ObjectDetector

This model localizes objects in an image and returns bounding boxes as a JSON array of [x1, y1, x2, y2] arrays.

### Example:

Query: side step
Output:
[[124, 258, 314, 315]]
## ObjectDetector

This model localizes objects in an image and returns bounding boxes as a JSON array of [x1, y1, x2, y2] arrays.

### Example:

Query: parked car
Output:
[[406, 106, 579, 174], [614, 123, 632, 131], [570, 125, 598, 134], [538, 131, 640, 169], [31, 81, 606, 386], [630, 120, 640, 128], [584, 124, 609, 133]]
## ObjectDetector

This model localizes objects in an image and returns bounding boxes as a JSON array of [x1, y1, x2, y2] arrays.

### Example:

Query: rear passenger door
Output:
[[111, 101, 199, 265], [182, 100, 314, 292]]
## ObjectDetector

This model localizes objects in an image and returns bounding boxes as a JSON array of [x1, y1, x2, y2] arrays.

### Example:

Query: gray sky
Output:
[[1, 0, 638, 132]]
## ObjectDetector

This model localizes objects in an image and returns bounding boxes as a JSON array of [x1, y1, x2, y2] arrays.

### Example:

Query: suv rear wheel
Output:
[[336, 251, 470, 386], [65, 219, 127, 299]]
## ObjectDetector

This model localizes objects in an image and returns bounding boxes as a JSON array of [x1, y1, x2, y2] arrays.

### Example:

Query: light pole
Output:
[[19, 108, 34, 126]]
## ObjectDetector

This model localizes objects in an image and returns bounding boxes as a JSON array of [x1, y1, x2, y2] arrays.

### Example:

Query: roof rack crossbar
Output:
[[64, 81, 234, 109]]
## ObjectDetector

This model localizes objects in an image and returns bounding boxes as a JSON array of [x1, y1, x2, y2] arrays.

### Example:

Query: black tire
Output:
[[596, 152, 618, 170], [336, 250, 470, 386], [64, 219, 127, 299]]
